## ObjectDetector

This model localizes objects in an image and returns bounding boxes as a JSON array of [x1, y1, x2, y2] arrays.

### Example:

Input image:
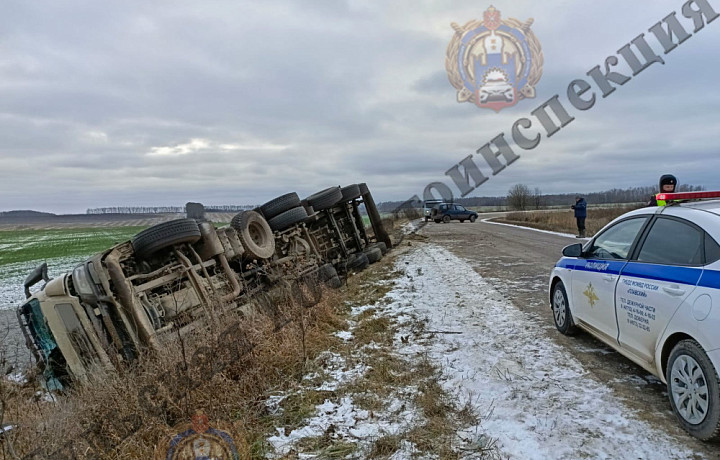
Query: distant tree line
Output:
[[377, 183, 705, 212], [86, 204, 256, 215]]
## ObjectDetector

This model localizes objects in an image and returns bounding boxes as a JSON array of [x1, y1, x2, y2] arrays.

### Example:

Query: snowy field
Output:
[[0, 257, 78, 310], [266, 245, 702, 459]]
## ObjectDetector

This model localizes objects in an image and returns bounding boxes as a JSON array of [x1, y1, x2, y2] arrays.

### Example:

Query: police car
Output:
[[549, 191, 720, 441]]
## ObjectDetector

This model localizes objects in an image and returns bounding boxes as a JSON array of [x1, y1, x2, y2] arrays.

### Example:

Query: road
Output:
[[418, 215, 719, 458]]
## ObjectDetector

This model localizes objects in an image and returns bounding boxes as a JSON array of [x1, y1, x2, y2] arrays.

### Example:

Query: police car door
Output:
[[571, 217, 649, 341], [616, 217, 703, 363]]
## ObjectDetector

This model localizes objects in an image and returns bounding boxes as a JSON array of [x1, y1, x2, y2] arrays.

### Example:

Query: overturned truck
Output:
[[17, 184, 391, 388]]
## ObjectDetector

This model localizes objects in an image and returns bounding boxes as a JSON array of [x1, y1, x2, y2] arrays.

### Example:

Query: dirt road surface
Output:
[[418, 215, 719, 458]]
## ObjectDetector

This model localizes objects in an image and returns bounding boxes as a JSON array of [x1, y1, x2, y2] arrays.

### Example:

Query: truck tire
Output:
[[318, 263, 337, 281], [363, 247, 382, 264], [267, 206, 308, 232], [340, 184, 362, 201], [306, 187, 343, 211], [368, 242, 388, 255], [442, 215, 451, 224], [132, 219, 201, 258], [326, 276, 342, 289], [260, 192, 301, 220], [347, 253, 369, 272], [230, 211, 275, 259]]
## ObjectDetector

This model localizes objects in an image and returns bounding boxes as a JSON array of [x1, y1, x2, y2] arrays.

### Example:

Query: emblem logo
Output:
[[445, 6, 543, 112], [583, 283, 599, 308], [154, 410, 247, 460]]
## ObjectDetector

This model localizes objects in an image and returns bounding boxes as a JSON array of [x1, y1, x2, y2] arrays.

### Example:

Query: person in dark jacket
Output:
[[647, 174, 677, 206], [571, 196, 587, 238]]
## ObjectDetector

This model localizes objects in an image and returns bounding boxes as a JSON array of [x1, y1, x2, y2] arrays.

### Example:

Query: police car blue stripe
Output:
[[556, 258, 708, 286], [698, 270, 720, 289], [620, 262, 702, 285]]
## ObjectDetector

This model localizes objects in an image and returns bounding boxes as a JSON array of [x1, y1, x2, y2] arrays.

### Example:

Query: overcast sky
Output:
[[1, 0, 719, 213]]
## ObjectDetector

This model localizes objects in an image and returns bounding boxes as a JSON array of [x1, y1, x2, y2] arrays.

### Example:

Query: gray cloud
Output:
[[1, 0, 719, 213]]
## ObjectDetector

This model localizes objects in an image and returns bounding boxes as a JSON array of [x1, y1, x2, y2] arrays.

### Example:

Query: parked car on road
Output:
[[548, 191, 720, 441], [422, 199, 444, 222], [431, 203, 478, 223]]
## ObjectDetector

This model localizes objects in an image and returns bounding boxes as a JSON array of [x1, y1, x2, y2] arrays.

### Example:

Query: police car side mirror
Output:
[[562, 243, 583, 258]]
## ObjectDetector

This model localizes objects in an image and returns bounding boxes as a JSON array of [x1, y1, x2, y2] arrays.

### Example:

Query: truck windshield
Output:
[[18, 299, 65, 390]]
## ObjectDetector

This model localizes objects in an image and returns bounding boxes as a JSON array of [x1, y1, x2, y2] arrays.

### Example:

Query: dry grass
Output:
[[0, 283, 348, 459], [498, 204, 643, 236]]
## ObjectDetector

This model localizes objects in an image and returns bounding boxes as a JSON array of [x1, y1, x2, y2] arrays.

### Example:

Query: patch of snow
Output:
[[391, 245, 700, 459], [265, 244, 700, 459], [334, 330, 353, 342], [6, 372, 26, 384], [401, 219, 425, 235]]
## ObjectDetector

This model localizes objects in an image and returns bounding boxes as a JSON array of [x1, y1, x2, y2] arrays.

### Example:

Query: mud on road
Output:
[[418, 215, 718, 458]]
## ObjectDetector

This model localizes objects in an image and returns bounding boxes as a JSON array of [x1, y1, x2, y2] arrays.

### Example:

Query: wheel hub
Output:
[[670, 354, 709, 425], [552, 289, 566, 326]]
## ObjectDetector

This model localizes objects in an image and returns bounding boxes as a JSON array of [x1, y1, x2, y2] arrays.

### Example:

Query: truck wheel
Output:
[[470, 215, 477, 223], [326, 276, 342, 289], [318, 263, 337, 281], [347, 253, 369, 272], [667, 340, 720, 440], [442, 215, 451, 223], [132, 219, 201, 258], [368, 242, 388, 255], [267, 206, 308, 232], [260, 192, 301, 220], [231, 211, 275, 259], [340, 184, 362, 201], [306, 186, 343, 211], [363, 247, 382, 264]]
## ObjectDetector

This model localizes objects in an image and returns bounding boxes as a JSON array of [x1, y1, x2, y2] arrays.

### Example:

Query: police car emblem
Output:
[[445, 6, 543, 112], [583, 283, 599, 308]]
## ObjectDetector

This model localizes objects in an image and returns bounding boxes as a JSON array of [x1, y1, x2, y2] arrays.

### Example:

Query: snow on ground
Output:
[[481, 218, 590, 240], [267, 245, 701, 459], [0, 257, 78, 309]]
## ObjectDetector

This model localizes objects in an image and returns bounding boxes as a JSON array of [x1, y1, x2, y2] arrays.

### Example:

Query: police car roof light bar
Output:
[[656, 191, 720, 201]]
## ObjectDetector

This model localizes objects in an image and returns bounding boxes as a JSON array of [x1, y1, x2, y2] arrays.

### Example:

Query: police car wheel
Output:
[[667, 340, 720, 440], [551, 281, 577, 336]]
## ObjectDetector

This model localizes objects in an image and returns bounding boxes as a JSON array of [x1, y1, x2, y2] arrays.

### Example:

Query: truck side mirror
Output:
[[24, 262, 49, 299], [562, 243, 583, 258]]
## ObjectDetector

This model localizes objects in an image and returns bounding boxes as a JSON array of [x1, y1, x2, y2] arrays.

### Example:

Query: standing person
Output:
[[647, 174, 677, 206], [571, 195, 587, 238]]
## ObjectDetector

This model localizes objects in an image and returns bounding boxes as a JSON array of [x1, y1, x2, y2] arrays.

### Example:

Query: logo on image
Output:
[[155, 410, 245, 460], [446, 6, 543, 112]]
